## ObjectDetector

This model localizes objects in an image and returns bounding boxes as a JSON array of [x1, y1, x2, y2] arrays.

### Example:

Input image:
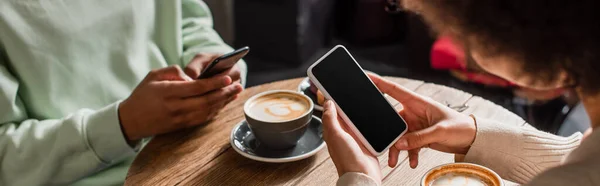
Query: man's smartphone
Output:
[[197, 46, 250, 79], [307, 45, 408, 156]]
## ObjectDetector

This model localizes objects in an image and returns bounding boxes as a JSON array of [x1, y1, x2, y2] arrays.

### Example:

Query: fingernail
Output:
[[389, 162, 396, 168], [396, 139, 408, 149], [183, 75, 193, 81], [234, 84, 243, 92], [222, 76, 232, 85]]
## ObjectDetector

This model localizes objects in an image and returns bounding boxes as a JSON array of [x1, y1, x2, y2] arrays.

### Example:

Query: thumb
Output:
[[184, 54, 213, 78], [184, 60, 203, 79], [322, 100, 344, 139], [185, 53, 222, 78], [395, 126, 441, 150]]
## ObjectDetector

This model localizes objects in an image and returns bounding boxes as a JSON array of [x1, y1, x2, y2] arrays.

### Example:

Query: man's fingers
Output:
[[225, 94, 240, 105], [185, 53, 221, 78], [226, 66, 242, 82], [190, 95, 235, 125], [176, 83, 243, 126], [201, 83, 243, 106], [150, 65, 193, 81], [179, 83, 242, 111], [166, 75, 232, 98], [395, 125, 441, 150], [184, 61, 203, 79], [408, 148, 421, 169], [368, 73, 425, 103]]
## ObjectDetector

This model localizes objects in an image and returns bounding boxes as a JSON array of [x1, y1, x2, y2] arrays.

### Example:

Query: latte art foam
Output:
[[431, 173, 487, 186], [249, 93, 309, 122]]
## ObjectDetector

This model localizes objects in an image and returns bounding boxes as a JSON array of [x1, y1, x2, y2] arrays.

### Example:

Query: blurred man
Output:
[[0, 0, 246, 185]]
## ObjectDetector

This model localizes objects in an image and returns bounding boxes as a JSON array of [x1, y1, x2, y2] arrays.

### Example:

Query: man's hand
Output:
[[184, 53, 242, 83], [118, 65, 243, 142]]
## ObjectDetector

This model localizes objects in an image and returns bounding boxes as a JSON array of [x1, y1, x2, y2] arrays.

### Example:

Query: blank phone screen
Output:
[[311, 47, 407, 153]]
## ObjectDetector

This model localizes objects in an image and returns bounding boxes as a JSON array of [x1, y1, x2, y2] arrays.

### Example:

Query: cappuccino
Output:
[[423, 163, 502, 186], [431, 172, 488, 186], [248, 92, 310, 122]]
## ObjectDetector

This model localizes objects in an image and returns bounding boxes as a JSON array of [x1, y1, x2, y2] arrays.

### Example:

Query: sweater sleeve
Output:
[[525, 161, 600, 186], [464, 116, 582, 184], [180, 0, 247, 86], [0, 55, 138, 185]]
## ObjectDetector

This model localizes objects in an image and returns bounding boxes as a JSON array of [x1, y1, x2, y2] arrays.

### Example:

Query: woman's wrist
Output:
[[462, 114, 478, 154], [450, 114, 478, 155]]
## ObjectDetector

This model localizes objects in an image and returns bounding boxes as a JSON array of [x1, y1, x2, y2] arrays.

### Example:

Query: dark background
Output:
[[205, 0, 583, 135]]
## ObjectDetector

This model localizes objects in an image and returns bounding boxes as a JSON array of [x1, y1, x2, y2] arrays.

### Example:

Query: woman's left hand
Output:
[[322, 100, 382, 184]]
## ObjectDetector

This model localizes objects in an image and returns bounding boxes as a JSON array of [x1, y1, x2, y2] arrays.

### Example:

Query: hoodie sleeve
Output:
[[0, 56, 137, 185], [180, 0, 247, 86]]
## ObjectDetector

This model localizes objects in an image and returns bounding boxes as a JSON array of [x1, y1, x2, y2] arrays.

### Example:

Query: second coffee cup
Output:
[[244, 90, 314, 149]]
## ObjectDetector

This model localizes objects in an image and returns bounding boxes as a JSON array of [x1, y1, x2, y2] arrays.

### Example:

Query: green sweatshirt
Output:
[[0, 0, 247, 185]]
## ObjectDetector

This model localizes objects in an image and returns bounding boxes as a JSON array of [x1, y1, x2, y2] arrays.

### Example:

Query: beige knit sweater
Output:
[[337, 116, 596, 186]]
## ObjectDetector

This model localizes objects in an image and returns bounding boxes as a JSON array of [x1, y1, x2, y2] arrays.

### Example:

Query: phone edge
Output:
[[307, 45, 408, 156], [197, 46, 250, 79]]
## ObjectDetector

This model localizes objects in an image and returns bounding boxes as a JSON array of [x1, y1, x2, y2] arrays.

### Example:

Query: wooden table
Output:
[[125, 77, 530, 186]]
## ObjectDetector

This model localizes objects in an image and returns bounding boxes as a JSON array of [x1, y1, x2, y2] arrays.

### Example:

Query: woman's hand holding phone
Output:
[[323, 74, 478, 180], [367, 74, 477, 169], [322, 100, 383, 185]]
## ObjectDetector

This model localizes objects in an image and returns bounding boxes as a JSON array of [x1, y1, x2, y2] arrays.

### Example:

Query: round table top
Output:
[[125, 77, 529, 186]]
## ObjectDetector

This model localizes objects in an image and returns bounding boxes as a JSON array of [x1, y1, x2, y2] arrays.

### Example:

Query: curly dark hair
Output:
[[405, 0, 600, 94]]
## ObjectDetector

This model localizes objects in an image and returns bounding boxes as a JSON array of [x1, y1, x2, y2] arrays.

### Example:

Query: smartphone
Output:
[[197, 46, 250, 79], [307, 45, 408, 156]]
